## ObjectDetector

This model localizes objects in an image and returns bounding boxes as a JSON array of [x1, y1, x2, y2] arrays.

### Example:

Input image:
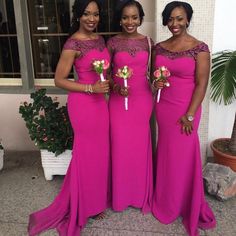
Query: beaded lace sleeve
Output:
[[106, 37, 115, 52], [63, 38, 79, 50], [63, 36, 106, 57]]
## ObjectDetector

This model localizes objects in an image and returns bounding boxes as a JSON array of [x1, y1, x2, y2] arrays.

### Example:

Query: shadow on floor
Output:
[[0, 151, 235, 236]]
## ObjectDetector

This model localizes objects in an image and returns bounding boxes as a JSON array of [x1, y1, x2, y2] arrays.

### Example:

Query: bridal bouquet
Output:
[[153, 66, 170, 103], [116, 65, 133, 110], [92, 59, 110, 81]]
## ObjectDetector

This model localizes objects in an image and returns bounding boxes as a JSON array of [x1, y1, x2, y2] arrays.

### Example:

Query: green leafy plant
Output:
[[19, 89, 73, 156], [210, 50, 236, 154]]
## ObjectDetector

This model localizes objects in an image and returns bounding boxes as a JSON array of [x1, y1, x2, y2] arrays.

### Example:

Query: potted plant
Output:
[[0, 139, 4, 170], [19, 88, 73, 180], [210, 50, 236, 171]]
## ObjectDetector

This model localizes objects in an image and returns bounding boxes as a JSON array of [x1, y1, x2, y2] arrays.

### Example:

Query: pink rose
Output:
[[162, 70, 170, 77], [103, 59, 110, 70], [154, 69, 161, 78]]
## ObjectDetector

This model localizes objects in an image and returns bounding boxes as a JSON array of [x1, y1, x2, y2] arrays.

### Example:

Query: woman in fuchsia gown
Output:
[[152, 2, 216, 236], [28, 1, 110, 235], [107, 0, 153, 213]]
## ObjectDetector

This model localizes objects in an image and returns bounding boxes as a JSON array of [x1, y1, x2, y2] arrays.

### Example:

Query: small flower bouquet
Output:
[[153, 66, 170, 103], [92, 59, 110, 81], [116, 65, 133, 110], [19, 89, 73, 156]]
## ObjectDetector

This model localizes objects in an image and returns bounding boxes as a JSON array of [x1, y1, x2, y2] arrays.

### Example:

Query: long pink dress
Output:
[[107, 36, 153, 213], [28, 36, 110, 236], [152, 42, 216, 236]]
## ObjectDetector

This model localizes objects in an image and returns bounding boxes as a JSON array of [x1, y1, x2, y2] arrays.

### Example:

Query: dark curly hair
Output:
[[162, 1, 193, 27], [69, 0, 101, 36], [115, 0, 145, 31]]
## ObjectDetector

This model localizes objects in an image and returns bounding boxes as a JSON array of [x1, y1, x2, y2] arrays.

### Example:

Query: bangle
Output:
[[85, 84, 93, 94], [88, 84, 93, 94]]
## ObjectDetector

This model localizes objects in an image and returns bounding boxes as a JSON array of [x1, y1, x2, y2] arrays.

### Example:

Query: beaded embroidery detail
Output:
[[155, 42, 210, 60], [63, 36, 106, 57], [107, 36, 154, 57]]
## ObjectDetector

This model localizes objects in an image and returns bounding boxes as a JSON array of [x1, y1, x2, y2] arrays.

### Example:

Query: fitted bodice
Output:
[[107, 36, 153, 93], [63, 36, 110, 84], [154, 42, 210, 104]]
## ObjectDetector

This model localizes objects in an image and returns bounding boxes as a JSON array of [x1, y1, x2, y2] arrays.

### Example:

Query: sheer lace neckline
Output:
[[158, 42, 205, 53], [107, 36, 152, 57], [114, 36, 147, 41], [69, 35, 101, 42], [63, 36, 106, 57], [155, 42, 209, 60]]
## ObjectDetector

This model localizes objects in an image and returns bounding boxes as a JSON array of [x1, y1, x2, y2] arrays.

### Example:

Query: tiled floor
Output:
[[0, 151, 235, 236]]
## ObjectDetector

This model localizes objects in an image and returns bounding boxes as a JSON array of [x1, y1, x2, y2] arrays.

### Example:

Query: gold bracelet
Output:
[[85, 84, 93, 94], [88, 84, 93, 94]]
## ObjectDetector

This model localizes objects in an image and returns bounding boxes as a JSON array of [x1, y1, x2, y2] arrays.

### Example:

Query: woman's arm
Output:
[[54, 49, 109, 93], [179, 51, 210, 135], [187, 51, 210, 116]]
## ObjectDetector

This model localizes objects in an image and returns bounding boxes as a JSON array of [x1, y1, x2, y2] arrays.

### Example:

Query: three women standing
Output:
[[107, 0, 154, 213], [28, 1, 216, 235], [28, 0, 110, 235]]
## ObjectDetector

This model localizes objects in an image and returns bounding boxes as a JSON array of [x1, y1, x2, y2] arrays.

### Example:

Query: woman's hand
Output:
[[119, 86, 129, 97], [152, 80, 165, 89], [179, 115, 193, 135], [92, 80, 110, 94]]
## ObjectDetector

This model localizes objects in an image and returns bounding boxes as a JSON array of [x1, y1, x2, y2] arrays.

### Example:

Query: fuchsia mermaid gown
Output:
[[152, 42, 216, 236], [28, 36, 110, 236], [107, 36, 153, 213]]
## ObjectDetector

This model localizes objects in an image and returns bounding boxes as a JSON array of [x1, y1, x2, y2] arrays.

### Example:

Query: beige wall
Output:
[[138, 0, 156, 40], [0, 94, 67, 151]]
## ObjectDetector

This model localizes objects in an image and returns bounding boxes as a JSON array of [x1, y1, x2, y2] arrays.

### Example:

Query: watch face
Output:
[[187, 115, 194, 121]]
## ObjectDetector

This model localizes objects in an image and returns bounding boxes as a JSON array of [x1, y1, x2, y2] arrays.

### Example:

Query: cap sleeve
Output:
[[106, 37, 115, 51], [63, 38, 79, 51], [196, 42, 210, 53]]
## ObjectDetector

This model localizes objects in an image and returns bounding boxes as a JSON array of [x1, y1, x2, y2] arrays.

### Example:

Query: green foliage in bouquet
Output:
[[19, 89, 73, 156]]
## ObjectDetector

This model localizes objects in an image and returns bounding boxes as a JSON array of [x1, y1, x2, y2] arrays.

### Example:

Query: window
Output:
[[0, 0, 120, 91], [27, 0, 71, 80], [0, 0, 21, 85]]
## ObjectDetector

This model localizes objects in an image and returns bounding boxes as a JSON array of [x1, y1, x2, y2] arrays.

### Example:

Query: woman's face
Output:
[[79, 1, 99, 33], [120, 5, 140, 35], [167, 7, 188, 36]]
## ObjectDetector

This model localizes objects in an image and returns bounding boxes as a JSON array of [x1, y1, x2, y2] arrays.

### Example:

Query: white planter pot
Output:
[[0, 149, 4, 170], [40, 149, 72, 181]]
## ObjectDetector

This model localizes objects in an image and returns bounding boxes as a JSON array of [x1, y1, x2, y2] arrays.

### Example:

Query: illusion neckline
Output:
[[157, 42, 205, 53], [69, 35, 101, 42], [114, 35, 147, 41]]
